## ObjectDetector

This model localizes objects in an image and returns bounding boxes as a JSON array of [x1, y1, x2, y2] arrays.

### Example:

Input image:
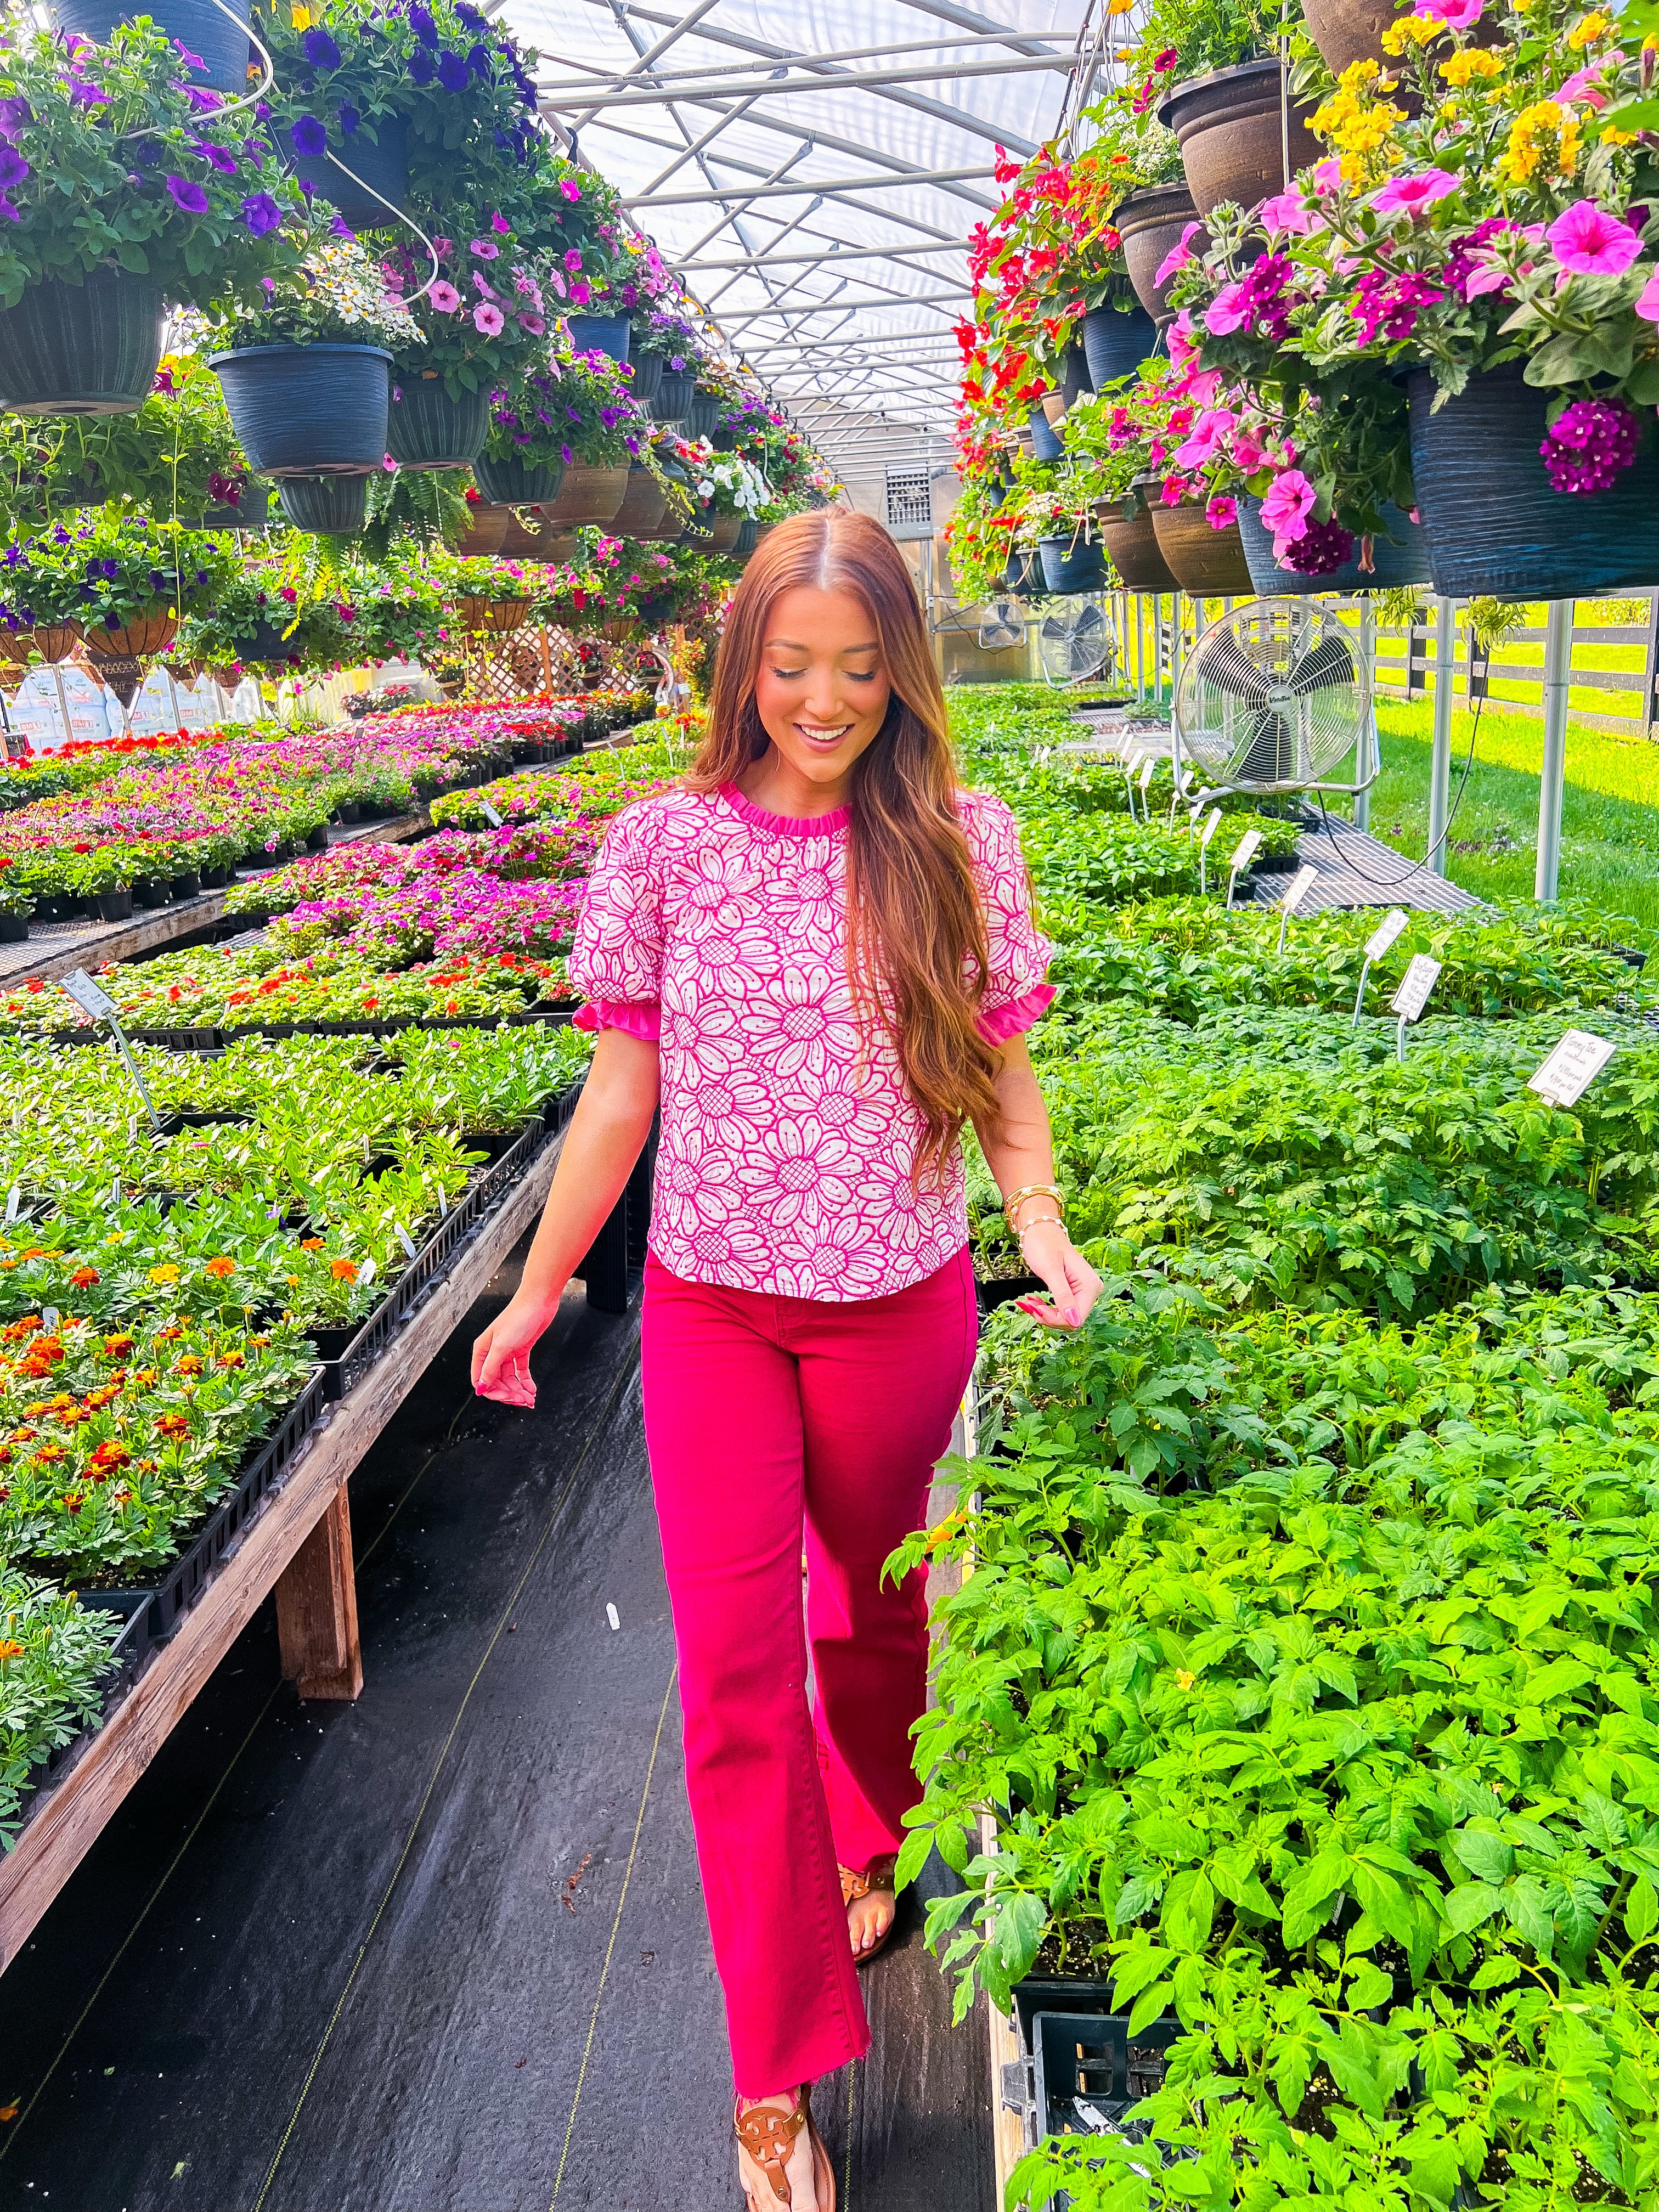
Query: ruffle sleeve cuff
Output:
[[978, 981, 1055, 1046], [572, 999, 662, 1041]]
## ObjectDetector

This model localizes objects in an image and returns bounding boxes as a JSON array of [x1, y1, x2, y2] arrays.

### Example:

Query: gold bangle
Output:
[[1003, 1183, 1065, 1231], [1015, 1214, 1064, 1241]]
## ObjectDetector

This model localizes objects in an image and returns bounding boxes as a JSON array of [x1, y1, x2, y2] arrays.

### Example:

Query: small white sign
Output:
[[394, 1221, 419, 1259], [60, 968, 119, 1023], [1138, 757, 1157, 792], [1390, 953, 1442, 1022], [1279, 864, 1318, 916], [3, 1184, 18, 1226], [1228, 829, 1263, 876], [479, 800, 504, 828], [1364, 909, 1410, 962], [1200, 807, 1223, 848], [1528, 1030, 1618, 1108]]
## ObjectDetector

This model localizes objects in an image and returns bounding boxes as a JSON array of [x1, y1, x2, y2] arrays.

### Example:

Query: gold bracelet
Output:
[[1003, 1182, 1065, 1233], [1015, 1214, 1064, 1241]]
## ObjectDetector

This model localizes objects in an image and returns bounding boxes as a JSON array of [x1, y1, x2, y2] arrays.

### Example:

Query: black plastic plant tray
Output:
[[1012, 1976, 1120, 2047], [1030, 2010, 1180, 2142], [318, 1121, 553, 1400], [976, 1271, 1043, 1325], [100, 1369, 330, 1645]]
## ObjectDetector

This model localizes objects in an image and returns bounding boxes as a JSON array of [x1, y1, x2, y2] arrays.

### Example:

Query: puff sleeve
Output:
[[567, 800, 666, 1041], [962, 791, 1054, 1045]]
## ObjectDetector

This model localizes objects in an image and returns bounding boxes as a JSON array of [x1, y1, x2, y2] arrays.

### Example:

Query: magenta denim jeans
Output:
[[640, 1244, 978, 2097]]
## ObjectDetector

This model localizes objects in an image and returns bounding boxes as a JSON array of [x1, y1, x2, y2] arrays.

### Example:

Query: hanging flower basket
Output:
[[1002, 549, 1051, 599], [679, 507, 717, 547], [601, 617, 641, 644], [567, 313, 631, 364], [685, 391, 722, 441], [200, 482, 272, 532], [82, 611, 179, 659], [1300, 0, 1411, 92], [1080, 303, 1157, 390], [1237, 496, 1430, 596], [33, 624, 82, 664], [451, 504, 511, 556], [239, 617, 296, 664], [1028, 407, 1064, 462], [1115, 185, 1207, 326], [458, 596, 527, 634], [1407, 364, 1659, 599], [473, 453, 565, 506], [49, 0, 252, 93], [610, 465, 672, 539], [707, 512, 744, 554], [0, 629, 33, 666], [1038, 534, 1111, 595], [733, 517, 759, 560], [1156, 60, 1320, 221], [287, 116, 410, 233], [279, 475, 369, 535], [629, 354, 664, 408], [93, 653, 145, 709], [540, 461, 629, 528], [0, 268, 166, 417], [211, 344, 392, 476], [1142, 476, 1254, 592], [1096, 493, 1181, 591], [653, 371, 695, 425], [387, 377, 489, 471]]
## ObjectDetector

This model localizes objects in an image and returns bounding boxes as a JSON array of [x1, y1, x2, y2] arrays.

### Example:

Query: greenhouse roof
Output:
[[496, 0, 1102, 477]]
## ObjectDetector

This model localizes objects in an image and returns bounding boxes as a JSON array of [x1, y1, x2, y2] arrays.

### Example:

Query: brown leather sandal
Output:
[[840, 1854, 899, 1968], [733, 2084, 836, 2209]]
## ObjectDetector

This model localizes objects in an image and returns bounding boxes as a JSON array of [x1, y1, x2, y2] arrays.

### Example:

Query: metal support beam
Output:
[[536, 25, 1073, 94], [1537, 597, 1572, 902], [544, 49, 1076, 108], [637, 94, 762, 196], [564, 0, 726, 131], [680, 239, 969, 273], [1355, 596, 1374, 833], [1425, 596, 1455, 872], [624, 163, 997, 206], [675, 144, 817, 262], [719, 290, 967, 323]]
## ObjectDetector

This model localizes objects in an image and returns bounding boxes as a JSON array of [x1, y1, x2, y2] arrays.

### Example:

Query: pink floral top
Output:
[[568, 781, 1053, 1300]]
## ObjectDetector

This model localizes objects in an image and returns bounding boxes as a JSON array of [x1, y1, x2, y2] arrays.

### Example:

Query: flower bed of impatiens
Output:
[[896, 687, 1659, 2211]]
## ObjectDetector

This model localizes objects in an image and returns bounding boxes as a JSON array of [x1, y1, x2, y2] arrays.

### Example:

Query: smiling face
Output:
[[750, 584, 893, 796]]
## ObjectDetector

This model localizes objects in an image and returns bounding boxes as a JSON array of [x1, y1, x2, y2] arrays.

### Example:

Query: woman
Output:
[[472, 510, 1102, 2209]]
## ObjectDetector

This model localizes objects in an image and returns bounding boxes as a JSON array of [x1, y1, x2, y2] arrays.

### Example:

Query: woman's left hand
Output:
[[1013, 1219, 1103, 1330]]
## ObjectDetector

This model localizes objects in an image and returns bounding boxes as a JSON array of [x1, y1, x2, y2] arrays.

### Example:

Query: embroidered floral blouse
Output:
[[568, 781, 1053, 1300]]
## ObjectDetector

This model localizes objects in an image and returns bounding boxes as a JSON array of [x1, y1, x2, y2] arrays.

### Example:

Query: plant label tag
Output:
[[360, 1256, 377, 1286], [1138, 757, 1157, 792], [1200, 807, 1223, 848], [60, 968, 117, 1023], [1228, 829, 1262, 876], [479, 801, 504, 828], [438, 1189, 449, 1219], [1528, 1029, 1618, 1108], [41, 1306, 58, 1334], [1364, 909, 1409, 962], [1390, 953, 1441, 1022], [1280, 864, 1318, 916], [3, 1185, 18, 1226], [395, 1221, 419, 1260], [106, 1177, 120, 1209]]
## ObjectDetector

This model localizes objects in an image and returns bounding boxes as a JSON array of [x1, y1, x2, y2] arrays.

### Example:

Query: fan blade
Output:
[[1193, 629, 1274, 710], [1285, 631, 1356, 696], [1235, 709, 1297, 783]]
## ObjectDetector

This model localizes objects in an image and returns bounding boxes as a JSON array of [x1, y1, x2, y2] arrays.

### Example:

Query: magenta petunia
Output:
[[1545, 199, 1643, 276], [470, 236, 500, 259], [428, 280, 462, 313], [1371, 168, 1460, 218], [473, 302, 505, 335]]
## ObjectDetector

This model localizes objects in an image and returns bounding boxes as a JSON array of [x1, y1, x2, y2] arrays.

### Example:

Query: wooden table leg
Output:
[[275, 1483, 364, 1701]]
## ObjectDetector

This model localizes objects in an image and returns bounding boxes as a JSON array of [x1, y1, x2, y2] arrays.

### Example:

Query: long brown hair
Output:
[[689, 508, 1000, 1181]]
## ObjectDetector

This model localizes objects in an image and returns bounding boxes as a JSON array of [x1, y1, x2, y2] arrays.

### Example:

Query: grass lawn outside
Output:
[[1352, 700, 1659, 947]]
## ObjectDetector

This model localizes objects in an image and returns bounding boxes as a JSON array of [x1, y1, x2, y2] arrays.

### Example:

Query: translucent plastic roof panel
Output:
[[497, 0, 1096, 473]]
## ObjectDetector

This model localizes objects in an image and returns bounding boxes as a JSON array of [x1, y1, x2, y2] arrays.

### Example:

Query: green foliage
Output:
[[0, 1573, 122, 1847], [0, 510, 236, 634]]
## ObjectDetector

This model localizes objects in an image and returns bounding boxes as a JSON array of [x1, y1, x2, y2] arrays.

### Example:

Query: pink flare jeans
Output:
[[640, 1244, 978, 2098]]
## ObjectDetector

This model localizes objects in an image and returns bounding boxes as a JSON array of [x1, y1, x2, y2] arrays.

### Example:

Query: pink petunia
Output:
[[1260, 467, 1317, 544], [1310, 157, 1344, 195], [1166, 309, 1198, 371], [1232, 428, 1268, 472], [1557, 59, 1612, 108], [1173, 407, 1238, 467], [1205, 494, 1237, 529], [1153, 220, 1203, 287], [474, 302, 505, 335], [1418, 0, 1483, 24], [517, 312, 546, 335], [1546, 199, 1643, 276], [1257, 190, 1312, 237], [1372, 168, 1461, 218], [560, 179, 582, 201], [1636, 269, 1659, 321], [1464, 258, 1513, 297], [490, 211, 510, 234], [1178, 367, 1226, 405], [470, 238, 500, 260], [1205, 280, 1252, 334], [428, 280, 462, 313]]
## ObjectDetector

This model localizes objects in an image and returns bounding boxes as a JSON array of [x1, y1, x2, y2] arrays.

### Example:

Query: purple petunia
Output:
[[409, 3, 438, 44], [194, 139, 238, 175], [290, 115, 329, 158], [0, 148, 28, 190], [337, 100, 360, 133], [240, 191, 283, 236], [174, 40, 207, 68], [67, 80, 110, 106], [330, 215, 356, 238], [0, 97, 32, 138], [407, 46, 435, 82], [0, 196, 19, 224], [182, 84, 223, 112], [166, 174, 211, 213], [304, 26, 343, 68], [436, 48, 469, 89]]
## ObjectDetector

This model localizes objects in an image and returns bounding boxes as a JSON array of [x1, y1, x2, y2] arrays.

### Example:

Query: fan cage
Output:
[[1175, 600, 1374, 798]]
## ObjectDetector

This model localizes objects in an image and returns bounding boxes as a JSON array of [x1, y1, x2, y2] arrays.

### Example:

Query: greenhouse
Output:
[[0, 0, 1652, 2204]]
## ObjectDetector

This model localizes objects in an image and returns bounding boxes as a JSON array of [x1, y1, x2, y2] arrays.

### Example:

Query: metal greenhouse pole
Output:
[[1537, 597, 1572, 901]]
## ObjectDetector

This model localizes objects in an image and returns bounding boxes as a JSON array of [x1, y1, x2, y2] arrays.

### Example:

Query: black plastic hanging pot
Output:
[[278, 475, 369, 534], [200, 481, 270, 531], [1080, 302, 1158, 391], [1028, 407, 1064, 462], [1003, 549, 1051, 599], [473, 452, 565, 505], [685, 391, 721, 441], [288, 116, 409, 232], [1038, 534, 1110, 594], [733, 516, 758, 557], [0, 267, 165, 416], [628, 353, 664, 407], [238, 616, 294, 663], [1237, 495, 1430, 594], [566, 313, 631, 363], [1407, 361, 1659, 597], [653, 371, 695, 425], [387, 376, 489, 470], [211, 343, 392, 475], [50, 0, 251, 92]]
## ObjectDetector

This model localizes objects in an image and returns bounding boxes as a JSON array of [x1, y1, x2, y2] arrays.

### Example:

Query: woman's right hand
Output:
[[471, 1289, 561, 1407]]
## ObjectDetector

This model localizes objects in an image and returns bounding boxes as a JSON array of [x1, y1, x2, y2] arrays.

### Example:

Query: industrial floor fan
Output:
[[1173, 600, 1373, 800], [1039, 599, 1113, 688]]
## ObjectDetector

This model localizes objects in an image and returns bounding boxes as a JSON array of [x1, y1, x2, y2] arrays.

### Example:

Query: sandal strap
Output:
[[735, 2090, 807, 2203], [839, 1857, 898, 1908]]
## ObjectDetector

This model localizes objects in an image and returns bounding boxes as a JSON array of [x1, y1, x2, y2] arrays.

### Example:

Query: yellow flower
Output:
[[1568, 9, 1612, 45], [1175, 1669, 1196, 1690], [1440, 46, 1502, 82], [146, 1263, 180, 1286], [1382, 10, 1444, 48], [291, 2, 312, 22], [1500, 99, 1579, 182], [1602, 123, 1638, 143]]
